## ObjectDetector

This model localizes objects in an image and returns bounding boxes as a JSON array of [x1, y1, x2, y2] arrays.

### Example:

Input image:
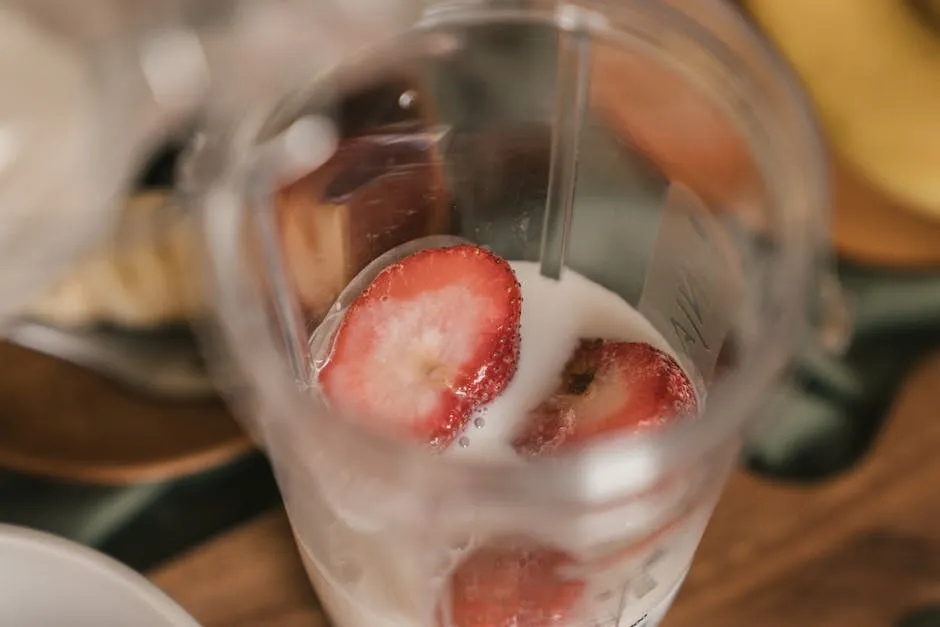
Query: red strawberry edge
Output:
[[513, 340, 697, 457], [318, 244, 522, 450], [438, 538, 585, 627]]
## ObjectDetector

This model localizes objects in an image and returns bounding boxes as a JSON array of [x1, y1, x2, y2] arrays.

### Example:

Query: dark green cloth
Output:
[[745, 263, 940, 481]]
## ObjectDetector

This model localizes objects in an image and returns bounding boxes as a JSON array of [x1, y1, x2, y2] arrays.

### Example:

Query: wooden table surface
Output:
[[150, 351, 940, 627]]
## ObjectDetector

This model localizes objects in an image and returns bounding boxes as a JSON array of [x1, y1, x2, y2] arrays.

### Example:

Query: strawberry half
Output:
[[438, 539, 585, 627], [513, 340, 697, 457], [318, 244, 522, 449]]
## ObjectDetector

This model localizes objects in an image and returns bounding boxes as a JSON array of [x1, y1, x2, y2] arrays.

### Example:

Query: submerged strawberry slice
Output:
[[439, 539, 585, 627], [513, 340, 697, 456], [318, 244, 522, 449]]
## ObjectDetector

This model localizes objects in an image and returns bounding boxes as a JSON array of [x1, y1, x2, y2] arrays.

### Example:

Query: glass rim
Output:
[[190, 0, 829, 508]]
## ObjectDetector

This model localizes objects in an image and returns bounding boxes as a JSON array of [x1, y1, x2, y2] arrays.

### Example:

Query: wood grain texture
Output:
[[0, 343, 250, 484], [152, 512, 325, 627], [150, 351, 940, 627]]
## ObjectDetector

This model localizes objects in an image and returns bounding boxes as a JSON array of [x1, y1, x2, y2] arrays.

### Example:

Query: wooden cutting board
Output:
[[0, 342, 251, 485], [830, 153, 940, 268]]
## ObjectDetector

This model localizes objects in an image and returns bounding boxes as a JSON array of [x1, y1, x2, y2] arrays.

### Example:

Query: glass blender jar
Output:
[[184, 0, 828, 625]]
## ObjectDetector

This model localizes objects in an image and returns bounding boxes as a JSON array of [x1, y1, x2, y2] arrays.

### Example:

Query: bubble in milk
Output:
[[473, 416, 486, 429], [458, 436, 470, 448]]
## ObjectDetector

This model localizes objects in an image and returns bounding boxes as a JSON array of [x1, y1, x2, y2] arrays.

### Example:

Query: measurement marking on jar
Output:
[[627, 613, 650, 627], [590, 579, 630, 627], [632, 573, 658, 600], [670, 265, 710, 353], [644, 547, 666, 568], [638, 181, 734, 387]]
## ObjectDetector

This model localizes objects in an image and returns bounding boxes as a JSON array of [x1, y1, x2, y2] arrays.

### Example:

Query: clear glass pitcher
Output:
[[183, 1, 829, 625]]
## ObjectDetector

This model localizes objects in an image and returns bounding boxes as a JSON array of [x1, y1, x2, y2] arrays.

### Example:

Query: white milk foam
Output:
[[303, 260, 690, 627], [445, 261, 678, 465]]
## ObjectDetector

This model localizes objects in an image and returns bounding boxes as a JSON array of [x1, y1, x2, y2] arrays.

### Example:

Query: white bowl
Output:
[[0, 524, 199, 626]]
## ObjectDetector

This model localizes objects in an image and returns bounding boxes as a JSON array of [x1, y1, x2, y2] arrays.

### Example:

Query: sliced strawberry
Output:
[[318, 244, 522, 449], [513, 340, 696, 457], [438, 539, 585, 627]]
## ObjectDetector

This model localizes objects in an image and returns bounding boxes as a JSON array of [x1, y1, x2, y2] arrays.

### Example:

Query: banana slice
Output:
[[28, 134, 453, 330], [747, 0, 940, 219], [26, 191, 204, 329], [28, 78, 454, 330]]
